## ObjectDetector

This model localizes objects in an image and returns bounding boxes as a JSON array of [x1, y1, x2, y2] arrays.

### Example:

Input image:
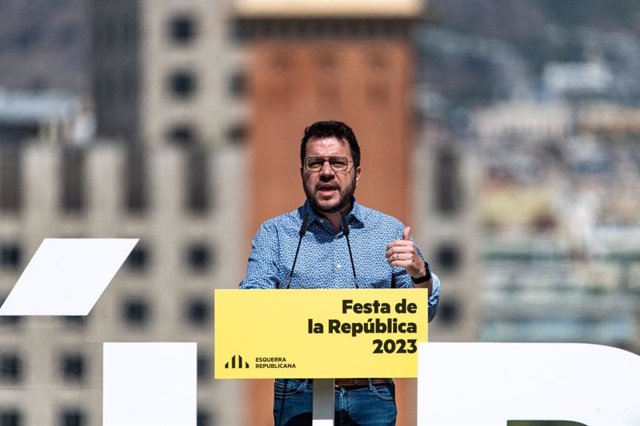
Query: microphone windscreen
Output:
[[299, 213, 309, 236], [340, 212, 350, 236]]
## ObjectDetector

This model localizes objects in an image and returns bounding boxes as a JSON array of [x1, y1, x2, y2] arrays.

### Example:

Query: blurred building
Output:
[[579, 103, 640, 135], [473, 101, 572, 143], [473, 100, 640, 354], [0, 87, 94, 216], [543, 61, 614, 98], [417, 137, 481, 344], [482, 233, 639, 351], [0, 87, 89, 146], [90, 0, 245, 148], [1, 0, 247, 424], [0, 139, 246, 425]]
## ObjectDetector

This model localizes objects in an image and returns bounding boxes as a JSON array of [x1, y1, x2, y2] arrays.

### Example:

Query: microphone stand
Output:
[[284, 212, 309, 288], [341, 212, 358, 289]]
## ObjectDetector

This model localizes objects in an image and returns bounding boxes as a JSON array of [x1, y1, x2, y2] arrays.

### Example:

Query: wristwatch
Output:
[[411, 261, 432, 284]]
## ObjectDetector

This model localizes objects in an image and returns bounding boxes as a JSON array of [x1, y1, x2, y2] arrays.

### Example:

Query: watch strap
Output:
[[411, 261, 432, 284]]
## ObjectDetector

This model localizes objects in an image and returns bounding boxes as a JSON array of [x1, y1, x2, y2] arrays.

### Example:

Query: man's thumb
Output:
[[403, 226, 411, 241]]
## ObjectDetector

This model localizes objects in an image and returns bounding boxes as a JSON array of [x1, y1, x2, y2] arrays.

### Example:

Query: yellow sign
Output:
[[214, 289, 428, 379]]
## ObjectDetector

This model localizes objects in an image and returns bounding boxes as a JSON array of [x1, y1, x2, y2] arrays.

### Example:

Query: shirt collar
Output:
[[301, 198, 365, 228]]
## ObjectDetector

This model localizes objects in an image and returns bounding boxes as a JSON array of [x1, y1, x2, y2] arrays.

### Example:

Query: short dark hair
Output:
[[300, 120, 361, 167]]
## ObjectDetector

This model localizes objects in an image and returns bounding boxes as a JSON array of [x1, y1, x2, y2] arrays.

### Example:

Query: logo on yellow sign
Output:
[[224, 354, 249, 369]]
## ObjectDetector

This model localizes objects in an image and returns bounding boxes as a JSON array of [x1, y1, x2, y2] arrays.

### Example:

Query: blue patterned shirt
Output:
[[240, 200, 441, 321]]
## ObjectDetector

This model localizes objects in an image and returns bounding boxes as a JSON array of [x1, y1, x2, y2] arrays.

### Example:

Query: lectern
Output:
[[215, 288, 428, 425]]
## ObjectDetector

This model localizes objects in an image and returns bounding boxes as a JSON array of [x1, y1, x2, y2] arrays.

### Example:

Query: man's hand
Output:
[[385, 226, 427, 278]]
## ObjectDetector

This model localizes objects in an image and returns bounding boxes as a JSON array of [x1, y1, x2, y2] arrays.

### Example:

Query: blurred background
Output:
[[1, 0, 640, 425]]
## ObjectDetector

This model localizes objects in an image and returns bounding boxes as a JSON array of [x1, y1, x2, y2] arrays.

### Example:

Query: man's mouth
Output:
[[316, 185, 338, 197]]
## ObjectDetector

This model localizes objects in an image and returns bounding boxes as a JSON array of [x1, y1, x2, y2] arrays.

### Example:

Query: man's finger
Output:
[[403, 226, 411, 241]]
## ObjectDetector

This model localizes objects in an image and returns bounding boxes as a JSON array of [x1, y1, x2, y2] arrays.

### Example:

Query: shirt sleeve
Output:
[[412, 237, 441, 322], [239, 223, 281, 289], [427, 272, 441, 322], [391, 235, 441, 322], [393, 267, 441, 322]]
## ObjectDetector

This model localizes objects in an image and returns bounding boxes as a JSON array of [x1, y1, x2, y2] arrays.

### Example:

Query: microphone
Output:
[[284, 212, 309, 289], [341, 212, 359, 288]]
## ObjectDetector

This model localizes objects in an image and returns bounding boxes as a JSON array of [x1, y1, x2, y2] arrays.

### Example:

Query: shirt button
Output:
[[336, 263, 341, 269]]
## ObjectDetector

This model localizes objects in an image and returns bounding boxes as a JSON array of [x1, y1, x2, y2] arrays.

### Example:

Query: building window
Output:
[[169, 15, 197, 44], [0, 316, 21, 327], [169, 70, 197, 99], [120, 15, 137, 49], [434, 146, 462, 215], [104, 18, 116, 51], [0, 144, 22, 212], [270, 52, 292, 72], [365, 81, 390, 106], [438, 299, 459, 325], [197, 353, 212, 382], [435, 243, 461, 273], [185, 298, 211, 327], [270, 51, 293, 71], [367, 52, 389, 72], [122, 298, 150, 326], [0, 243, 21, 269], [186, 244, 212, 272], [167, 124, 197, 147], [61, 147, 86, 214], [92, 20, 103, 50], [226, 123, 246, 145], [229, 71, 246, 98], [0, 317, 21, 327], [317, 52, 338, 71], [267, 52, 294, 103], [58, 407, 86, 426], [0, 353, 23, 384], [126, 245, 149, 272], [61, 316, 86, 329], [197, 408, 212, 426], [317, 80, 340, 105], [120, 69, 135, 103], [60, 353, 86, 383], [0, 408, 22, 426], [105, 72, 116, 106], [185, 147, 210, 214], [0, 295, 22, 328], [124, 147, 148, 214], [95, 73, 106, 107]]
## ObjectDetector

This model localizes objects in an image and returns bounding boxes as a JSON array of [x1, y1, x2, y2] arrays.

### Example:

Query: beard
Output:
[[304, 173, 357, 215]]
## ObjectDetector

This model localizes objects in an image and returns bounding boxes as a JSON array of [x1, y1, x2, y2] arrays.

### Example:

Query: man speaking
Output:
[[240, 120, 441, 425]]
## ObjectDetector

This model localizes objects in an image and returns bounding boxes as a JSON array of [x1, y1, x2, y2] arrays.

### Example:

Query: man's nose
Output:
[[320, 160, 335, 175]]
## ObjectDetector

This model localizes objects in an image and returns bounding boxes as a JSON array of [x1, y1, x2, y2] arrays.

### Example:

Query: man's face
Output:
[[302, 137, 361, 214]]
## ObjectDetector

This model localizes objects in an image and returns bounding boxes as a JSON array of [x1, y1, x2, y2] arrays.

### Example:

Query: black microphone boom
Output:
[[284, 213, 309, 289], [341, 212, 359, 288]]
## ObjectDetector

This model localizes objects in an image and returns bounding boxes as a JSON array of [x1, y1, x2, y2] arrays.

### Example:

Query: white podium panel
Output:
[[418, 342, 640, 426], [0, 238, 137, 316], [103, 342, 197, 426]]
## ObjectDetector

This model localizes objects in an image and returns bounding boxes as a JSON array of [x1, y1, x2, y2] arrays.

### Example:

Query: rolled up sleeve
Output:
[[240, 223, 280, 289]]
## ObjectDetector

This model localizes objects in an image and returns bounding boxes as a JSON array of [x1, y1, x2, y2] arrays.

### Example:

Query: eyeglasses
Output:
[[304, 156, 354, 172]]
